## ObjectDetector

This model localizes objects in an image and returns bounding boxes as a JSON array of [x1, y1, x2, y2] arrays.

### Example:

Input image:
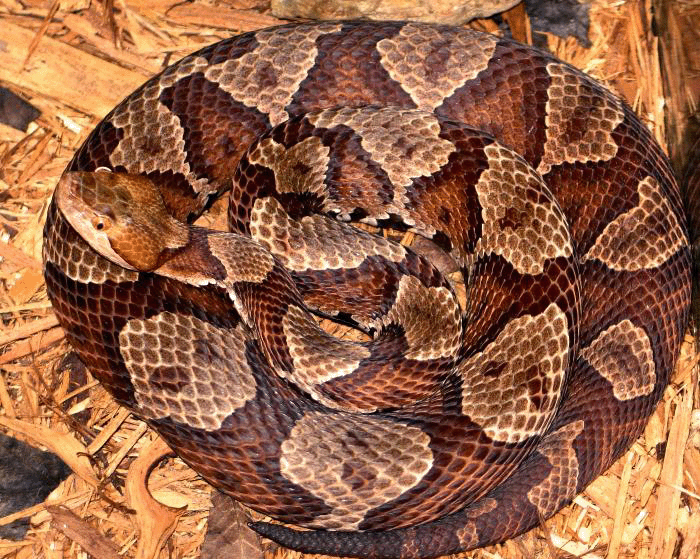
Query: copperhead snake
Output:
[[43, 21, 692, 559]]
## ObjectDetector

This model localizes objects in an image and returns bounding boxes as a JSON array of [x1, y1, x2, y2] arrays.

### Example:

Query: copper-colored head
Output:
[[55, 170, 188, 271]]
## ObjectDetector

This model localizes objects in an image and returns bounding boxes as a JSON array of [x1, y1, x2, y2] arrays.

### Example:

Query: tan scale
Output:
[[376, 24, 498, 111], [281, 305, 371, 409], [205, 23, 342, 127], [537, 62, 625, 175], [119, 312, 257, 431], [583, 176, 687, 271], [247, 133, 372, 221], [308, 107, 455, 216], [459, 303, 569, 443], [381, 275, 461, 361], [249, 196, 406, 272], [526, 420, 585, 516], [42, 210, 139, 285], [472, 143, 572, 274], [580, 319, 656, 401], [454, 498, 499, 549], [279, 411, 434, 530], [207, 233, 276, 284], [109, 57, 212, 195], [157, 54, 212, 89], [247, 136, 332, 200]]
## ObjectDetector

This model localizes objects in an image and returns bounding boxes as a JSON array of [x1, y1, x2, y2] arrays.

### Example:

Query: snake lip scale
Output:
[[43, 20, 691, 559]]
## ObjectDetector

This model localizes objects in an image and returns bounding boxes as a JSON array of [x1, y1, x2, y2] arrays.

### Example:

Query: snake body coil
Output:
[[43, 21, 692, 559]]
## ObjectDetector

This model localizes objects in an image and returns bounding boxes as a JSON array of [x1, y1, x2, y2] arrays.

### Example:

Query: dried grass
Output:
[[0, 1, 699, 558]]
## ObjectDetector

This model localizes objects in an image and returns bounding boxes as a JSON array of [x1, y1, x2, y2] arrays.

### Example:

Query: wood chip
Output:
[[1, 21, 146, 117], [165, 4, 284, 31], [48, 505, 121, 559], [7, 267, 44, 304], [0, 327, 64, 364], [201, 493, 265, 559]]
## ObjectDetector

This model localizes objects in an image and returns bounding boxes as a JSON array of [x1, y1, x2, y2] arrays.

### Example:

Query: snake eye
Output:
[[91, 216, 111, 232]]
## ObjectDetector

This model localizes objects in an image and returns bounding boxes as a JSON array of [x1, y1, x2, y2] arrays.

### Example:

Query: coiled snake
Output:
[[43, 21, 692, 559]]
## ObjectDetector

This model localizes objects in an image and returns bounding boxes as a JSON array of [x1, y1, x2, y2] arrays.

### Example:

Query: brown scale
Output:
[[286, 22, 415, 115], [435, 40, 552, 166], [43, 21, 692, 559]]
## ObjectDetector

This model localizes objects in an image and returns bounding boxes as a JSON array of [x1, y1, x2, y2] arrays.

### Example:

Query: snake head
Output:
[[54, 170, 189, 272]]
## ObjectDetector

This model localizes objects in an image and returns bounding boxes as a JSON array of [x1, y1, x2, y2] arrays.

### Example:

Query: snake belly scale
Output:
[[43, 21, 691, 559]]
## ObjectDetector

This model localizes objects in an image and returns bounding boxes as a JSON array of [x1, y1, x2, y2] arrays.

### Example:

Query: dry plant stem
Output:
[[125, 436, 185, 559], [0, 373, 17, 416], [0, 502, 50, 528], [678, 505, 700, 559], [0, 300, 54, 314], [87, 408, 132, 454], [104, 421, 149, 478], [22, 0, 61, 68]]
